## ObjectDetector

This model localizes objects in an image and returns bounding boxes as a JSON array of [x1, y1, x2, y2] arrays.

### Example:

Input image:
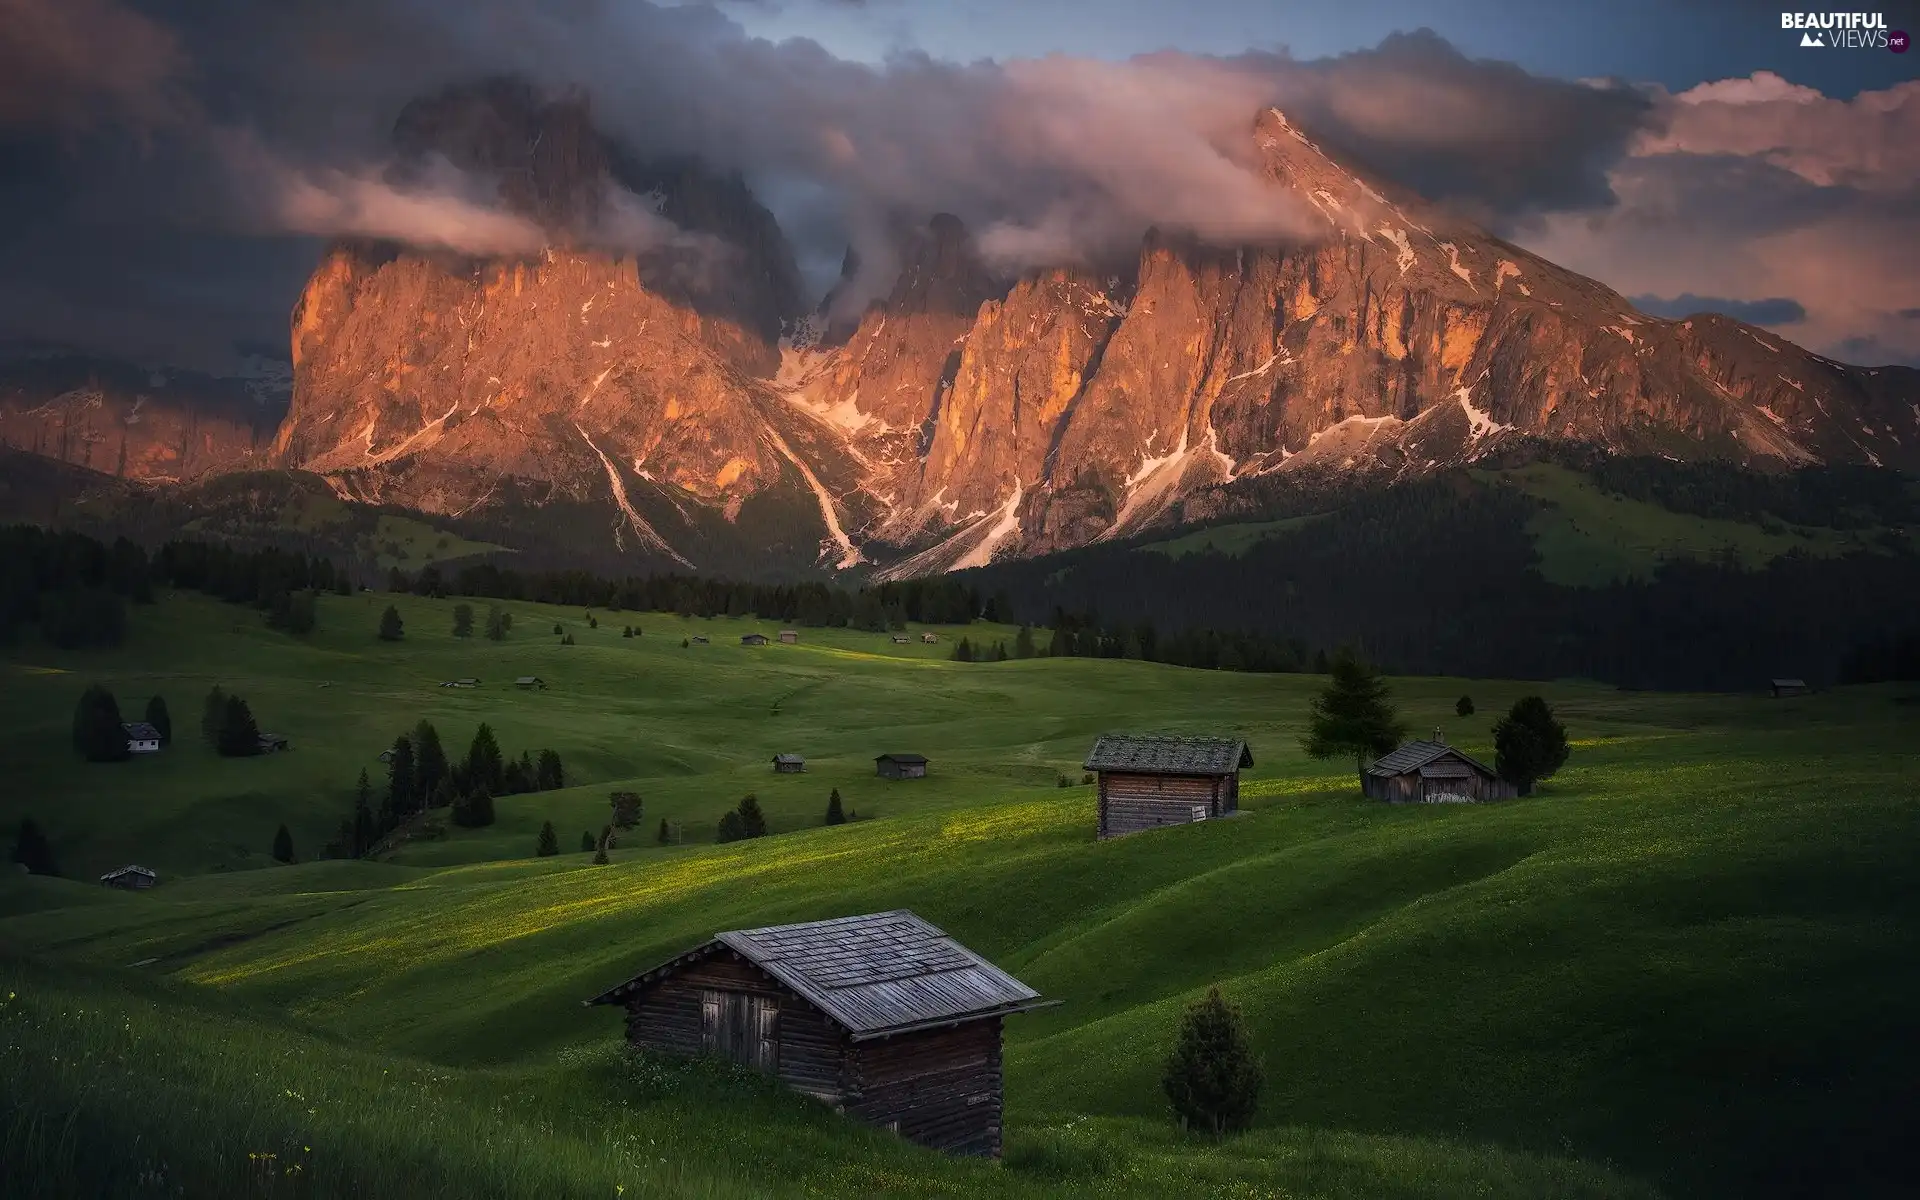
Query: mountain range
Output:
[[3, 79, 1915, 577]]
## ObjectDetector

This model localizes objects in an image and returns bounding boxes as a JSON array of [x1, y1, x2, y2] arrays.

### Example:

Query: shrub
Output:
[[271, 824, 295, 864], [610, 791, 642, 829], [377, 605, 404, 641], [658, 817, 671, 844], [1455, 695, 1475, 717], [825, 788, 845, 826], [581, 831, 596, 853], [1494, 695, 1570, 796], [1162, 987, 1263, 1135]]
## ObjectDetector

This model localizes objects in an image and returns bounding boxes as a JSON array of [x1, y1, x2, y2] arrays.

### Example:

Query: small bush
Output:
[[1162, 987, 1262, 1135]]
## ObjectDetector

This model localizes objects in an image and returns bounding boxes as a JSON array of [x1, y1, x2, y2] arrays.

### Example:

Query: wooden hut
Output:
[[890, 635, 911, 644], [779, 630, 799, 644], [690, 636, 710, 645], [875, 753, 928, 780], [257, 733, 290, 753], [742, 633, 770, 646], [1770, 678, 1809, 698], [1362, 734, 1514, 803], [584, 910, 1051, 1157], [920, 632, 939, 644], [100, 865, 157, 890], [515, 676, 548, 690], [773, 753, 806, 774], [120, 721, 162, 754], [1084, 735, 1252, 840]]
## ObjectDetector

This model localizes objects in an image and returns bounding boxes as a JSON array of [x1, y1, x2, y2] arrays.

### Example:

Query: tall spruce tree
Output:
[[377, 604, 404, 641], [452, 603, 474, 638], [535, 748, 565, 791], [413, 721, 447, 807], [144, 694, 172, 744], [1015, 625, 1036, 659], [271, 823, 295, 864], [10, 817, 58, 876], [467, 723, 504, 794], [352, 770, 375, 857], [216, 695, 261, 757], [536, 821, 559, 857], [1300, 648, 1406, 773], [736, 794, 767, 838], [386, 735, 416, 818], [200, 685, 226, 746], [825, 788, 846, 826], [1162, 987, 1263, 1135], [1493, 695, 1571, 796], [582, 830, 598, 853], [72, 684, 129, 762]]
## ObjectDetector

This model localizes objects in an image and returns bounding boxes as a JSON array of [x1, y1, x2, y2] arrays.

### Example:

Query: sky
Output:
[[0, 0, 1915, 371]]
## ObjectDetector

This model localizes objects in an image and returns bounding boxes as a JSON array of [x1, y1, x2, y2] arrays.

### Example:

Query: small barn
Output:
[[1770, 678, 1809, 698], [257, 733, 290, 753], [515, 676, 548, 690], [378, 748, 395, 764], [891, 635, 911, 644], [773, 753, 806, 774], [1084, 734, 1252, 840], [920, 632, 939, 644], [584, 910, 1050, 1157], [100, 865, 157, 890], [779, 630, 799, 644], [742, 633, 770, 646], [691, 636, 710, 645], [121, 721, 162, 754], [455, 677, 481, 687], [875, 753, 928, 780], [1363, 735, 1515, 803]]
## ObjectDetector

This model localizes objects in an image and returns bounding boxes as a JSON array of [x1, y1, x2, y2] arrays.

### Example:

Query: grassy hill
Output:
[[3, 592, 1917, 1198]]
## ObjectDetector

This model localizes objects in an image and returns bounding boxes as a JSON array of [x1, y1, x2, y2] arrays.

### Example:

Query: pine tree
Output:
[[271, 823, 295, 864], [10, 817, 58, 876], [216, 695, 262, 757], [144, 694, 172, 744], [1048, 626, 1072, 657], [413, 721, 447, 806], [825, 788, 846, 826], [582, 831, 597, 853], [452, 603, 474, 638], [610, 791, 642, 829], [622, 625, 634, 638], [715, 811, 747, 843], [536, 820, 559, 857], [386, 735, 416, 817], [592, 830, 610, 865], [1162, 987, 1263, 1135], [1493, 695, 1571, 796], [1456, 695, 1475, 717], [377, 604, 404, 641], [658, 817, 671, 845], [467, 723, 504, 794], [737, 793, 767, 838], [72, 684, 129, 762], [536, 748, 565, 791], [1015, 625, 1036, 659], [1300, 648, 1406, 773], [352, 772, 375, 857], [951, 637, 974, 662], [485, 606, 510, 641], [200, 685, 226, 746]]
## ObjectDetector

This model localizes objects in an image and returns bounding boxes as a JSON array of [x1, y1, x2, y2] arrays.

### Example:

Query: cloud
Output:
[[1521, 72, 1920, 366], [0, 0, 190, 136], [1630, 294, 1807, 324]]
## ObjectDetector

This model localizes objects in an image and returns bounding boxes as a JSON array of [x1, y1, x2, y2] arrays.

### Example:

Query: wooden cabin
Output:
[[121, 721, 162, 754], [690, 636, 710, 645], [1084, 734, 1252, 840], [920, 632, 939, 644], [742, 633, 770, 646], [585, 910, 1050, 1157], [773, 753, 806, 774], [890, 635, 911, 644], [875, 753, 928, 780], [378, 748, 395, 764], [1362, 735, 1515, 803], [100, 865, 157, 890], [779, 630, 799, 644], [1770, 678, 1809, 698], [515, 676, 548, 690], [257, 733, 290, 753]]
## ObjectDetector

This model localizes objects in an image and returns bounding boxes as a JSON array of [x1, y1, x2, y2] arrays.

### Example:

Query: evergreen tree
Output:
[[485, 606, 510, 641], [737, 794, 767, 838], [536, 821, 559, 857], [413, 721, 448, 806], [1015, 625, 1036, 659], [10, 817, 58, 876], [328, 818, 353, 859], [451, 788, 496, 829], [386, 735, 416, 817], [592, 829, 610, 865], [72, 684, 129, 762], [825, 788, 846, 826], [622, 626, 633, 638], [1493, 695, 1571, 796], [144, 694, 171, 744], [467, 723, 504, 794], [610, 791, 642, 829], [553, 622, 563, 635], [951, 637, 974, 663], [1456, 695, 1475, 717], [453, 603, 474, 638], [377, 604, 404, 641], [658, 817, 671, 845], [582, 831, 597, 853], [1048, 626, 1072, 657], [352, 772, 375, 857], [715, 811, 747, 843], [1162, 987, 1263, 1135], [271, 823, 295, 864], [216, 695, 262, 758], [1300, 648, 1406, 772], [536, 749, 565, 791], [200, 685, 226, 746]]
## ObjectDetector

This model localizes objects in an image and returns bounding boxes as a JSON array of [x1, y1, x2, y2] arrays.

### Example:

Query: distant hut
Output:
[[691, 636, 710, 645], [1362, 732, 1514, 803], [779, 630, 799, 644], [120, 721, 162, 754], [584, 910, 1050, 1157], [890, 635, 911, 644], [773, 753, 806, 774], [100, 865, 157, 890], [742, 633, 770, 646], [257, 733, 290, 753], [514, 676, 548, 690], [456, 677, 481, 687], [378, 748, 395, 764], [1770, 678, 1809, 698], [875, 753, 928, 780], [920, 632, 939, 644], [1084, 735, 1252, 840]]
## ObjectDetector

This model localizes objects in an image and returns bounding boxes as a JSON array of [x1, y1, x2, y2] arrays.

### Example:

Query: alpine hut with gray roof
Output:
[[1084, 734, 1253, 839], [586, 910, 1050, 1157], [1362, 732, 1516, 803]]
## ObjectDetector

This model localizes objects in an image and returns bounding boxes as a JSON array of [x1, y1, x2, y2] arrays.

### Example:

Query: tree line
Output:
[[327, 721, 565, 858]]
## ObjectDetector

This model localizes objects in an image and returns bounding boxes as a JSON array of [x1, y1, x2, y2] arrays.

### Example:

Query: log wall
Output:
[[846, 1018, 1005, 1158], [1097, 771, 1228, 839]]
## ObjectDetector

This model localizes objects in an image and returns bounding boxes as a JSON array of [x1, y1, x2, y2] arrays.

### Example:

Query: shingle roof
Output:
[[120, 722, 161, 740], [99, 865, 156, 881], [1772, 678, 1807, 688], [1082, 734, 1252, 776], [876, 753, 927, 765], [773, 753, 805, 764], [587, 910, 1050, 1038], [1366, 739, 1497, 778]]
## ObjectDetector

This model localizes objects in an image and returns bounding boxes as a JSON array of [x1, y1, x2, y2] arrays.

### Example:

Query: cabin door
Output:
[[701, 990, 780, 1071]]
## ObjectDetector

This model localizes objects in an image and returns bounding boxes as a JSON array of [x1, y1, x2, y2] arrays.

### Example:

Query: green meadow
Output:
[[3, 591, 1917, 1198]]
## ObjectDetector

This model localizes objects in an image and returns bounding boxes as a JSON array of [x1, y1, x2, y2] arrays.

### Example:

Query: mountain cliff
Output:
[[264, 91, 1918, 575]]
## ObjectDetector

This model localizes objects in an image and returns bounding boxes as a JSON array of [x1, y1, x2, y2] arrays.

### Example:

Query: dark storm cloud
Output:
[[1630, 294, 1807, 325], [0, 0, 1665, 366]]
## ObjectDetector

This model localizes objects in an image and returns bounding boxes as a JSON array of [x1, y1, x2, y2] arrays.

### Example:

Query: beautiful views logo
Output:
[[1781, 12, 1895, 48]]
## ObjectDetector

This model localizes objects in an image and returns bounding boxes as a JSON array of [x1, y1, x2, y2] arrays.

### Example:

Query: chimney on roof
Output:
[[1433, 727, 1444, 744]]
